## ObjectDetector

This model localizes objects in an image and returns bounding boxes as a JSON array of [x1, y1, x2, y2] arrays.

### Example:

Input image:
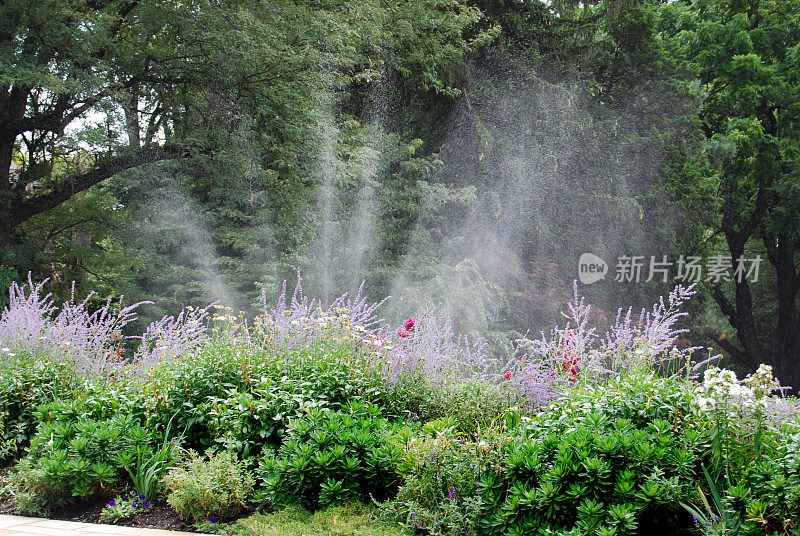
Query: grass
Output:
[[231, 503, 405, 536]]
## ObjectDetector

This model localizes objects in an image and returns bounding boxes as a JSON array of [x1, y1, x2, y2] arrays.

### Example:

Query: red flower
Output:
[[561, 355, 580, 381], [404, 317, 416, 332], [504, 370, 513, 380], [397, 329, 410, 338]]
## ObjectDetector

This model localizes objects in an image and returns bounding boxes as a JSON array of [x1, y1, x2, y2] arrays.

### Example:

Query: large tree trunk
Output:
[[709, 171, 800, 388], [711, 216, 800, 388], [0, 85, 28, 250], [771, 232, 800, 387], [0, 134, 15, 240]]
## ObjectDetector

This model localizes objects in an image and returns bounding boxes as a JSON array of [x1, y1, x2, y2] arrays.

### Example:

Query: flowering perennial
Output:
[[499, 282, 711, 407], [696, 364, 781, 412], [0, 274, 146, 378], [3, 273, 790, 419]]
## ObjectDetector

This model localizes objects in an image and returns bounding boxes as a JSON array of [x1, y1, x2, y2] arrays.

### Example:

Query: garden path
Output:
[[0, 516, 199, 536]]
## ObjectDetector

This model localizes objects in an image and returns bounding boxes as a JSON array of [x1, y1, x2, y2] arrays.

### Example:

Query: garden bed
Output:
[[1, 278, 799, 535]]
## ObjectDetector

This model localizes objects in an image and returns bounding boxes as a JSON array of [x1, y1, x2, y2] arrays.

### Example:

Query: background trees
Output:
[[660, 0, 800, 385], [1, 0, 799, 382]]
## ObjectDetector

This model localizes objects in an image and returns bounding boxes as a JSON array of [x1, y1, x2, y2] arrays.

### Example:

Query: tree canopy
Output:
[[1, 0, 799, 382]]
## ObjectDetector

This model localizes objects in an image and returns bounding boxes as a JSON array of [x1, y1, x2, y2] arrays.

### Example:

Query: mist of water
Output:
[[386, 58, 681, 337], [308, 73, 393, 304], [149, 178, 240, 311], [313, 92, 339, 305], [298, 55, 685, 345]]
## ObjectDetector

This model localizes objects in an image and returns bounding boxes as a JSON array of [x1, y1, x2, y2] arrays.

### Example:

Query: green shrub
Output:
[[275, 342, 379, 408], [755, 430, 800, 527], [684, 430, 800, 535], [380, 417, 505, 536], [33, 381, 145, 426], [24, 405, 149, 498], [412, 379, 520, 435], [164, 449, 255, 523], [477, 375, 707, 535], [6, 402, 151, 512], [201, 382, 326, 460], [231, 503, 405, 536], [5, 459, 66, 516], [199, 342, 404, 460], [133, 341, 384, 458], [255, 402, 408, 509], [133, 345, 270, 452], [0, 354, 79, 462]]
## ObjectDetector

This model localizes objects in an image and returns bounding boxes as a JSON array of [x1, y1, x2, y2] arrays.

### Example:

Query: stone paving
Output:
[[0, 515, 199, 536]]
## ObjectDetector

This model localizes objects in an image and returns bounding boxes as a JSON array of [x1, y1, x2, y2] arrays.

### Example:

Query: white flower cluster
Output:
[[744, 363, 780, 399], [695, 364, 778, 412]]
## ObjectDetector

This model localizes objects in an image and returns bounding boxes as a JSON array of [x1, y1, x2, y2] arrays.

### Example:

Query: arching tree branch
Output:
[[12, 144, 176, 227]]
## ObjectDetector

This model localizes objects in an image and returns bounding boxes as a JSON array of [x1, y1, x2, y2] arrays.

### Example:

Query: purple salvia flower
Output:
[[0, 274, 148, 380], [134, 305, 210, 371], [506, 282, 701, 407], [254, 274, 385, 355], [411, 512, 421, 528]]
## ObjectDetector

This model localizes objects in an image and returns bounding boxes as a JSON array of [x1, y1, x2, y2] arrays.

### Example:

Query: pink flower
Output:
[[562, 355, 580, 381], [398, 329, 410, 338], [504, 370, 513, 380], [404, 317, 415, 332]]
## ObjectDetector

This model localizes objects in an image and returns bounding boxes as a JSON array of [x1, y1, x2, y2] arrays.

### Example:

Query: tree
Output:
[[0, 0, 494, 306], [663, 0, 800, 384], [0, 0, 251, 249]]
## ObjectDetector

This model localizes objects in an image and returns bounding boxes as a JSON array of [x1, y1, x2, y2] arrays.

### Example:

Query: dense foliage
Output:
[[2, 0, 800, 532], [2, 0, 797, 382], [479, 377, 704, 535], [255, 403, 406, 509], [165, 450, 255, 523], [0, 277, 798, 535]]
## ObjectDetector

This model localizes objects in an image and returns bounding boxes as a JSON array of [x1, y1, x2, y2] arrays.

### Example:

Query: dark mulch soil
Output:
[[0, 490, 196, 532], [51, 495, 193, 532], [0, 494, 16, 516]]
